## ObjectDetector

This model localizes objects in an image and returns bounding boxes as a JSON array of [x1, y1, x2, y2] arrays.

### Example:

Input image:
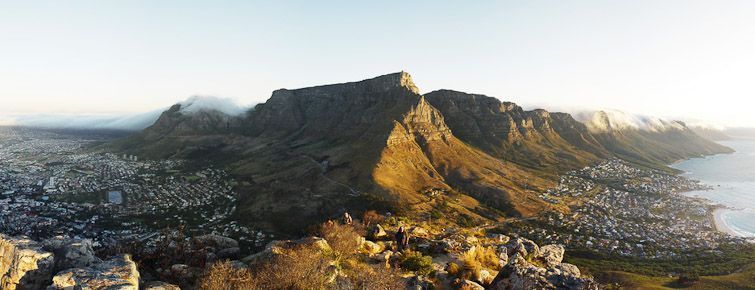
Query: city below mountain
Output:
[[0, 73, 751, 290]]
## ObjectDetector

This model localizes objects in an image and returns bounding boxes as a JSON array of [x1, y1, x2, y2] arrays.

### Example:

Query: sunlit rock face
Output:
[[47, 255, 140, 290], [0, 234, 55, 290], [0, 234, 140, 290]]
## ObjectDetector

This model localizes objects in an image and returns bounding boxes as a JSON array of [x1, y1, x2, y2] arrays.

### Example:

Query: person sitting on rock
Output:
[[343, 212, 353, 225]]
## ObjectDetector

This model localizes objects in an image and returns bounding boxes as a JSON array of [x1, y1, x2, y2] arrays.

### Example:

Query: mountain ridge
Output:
[[107, 72, 733, 234]]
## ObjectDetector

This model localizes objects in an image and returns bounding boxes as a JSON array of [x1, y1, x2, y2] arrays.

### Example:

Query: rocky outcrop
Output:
[[491, 243, 598, 290], [42, 236, 101, 273], [504, 237, 540, 258], [460, 279, 486, 290], [367, 224, 387, 240], [0, 234, 55, 290], [47, 255, 139, 290], [192, 234, 239, 250], [192, 234, 240, 260], [142, 281, 181, 290], [538, 244, 565, 268]]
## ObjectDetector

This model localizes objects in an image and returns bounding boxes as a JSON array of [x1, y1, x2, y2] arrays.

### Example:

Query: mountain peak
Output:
[[348, 71, 420, 94]]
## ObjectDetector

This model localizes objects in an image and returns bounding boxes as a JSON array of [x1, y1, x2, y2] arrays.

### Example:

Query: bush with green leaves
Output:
[[399, 250, 434, 275]]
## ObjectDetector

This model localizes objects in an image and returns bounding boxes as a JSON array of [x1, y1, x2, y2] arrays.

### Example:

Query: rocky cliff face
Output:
[[424, 90, 609, 174]]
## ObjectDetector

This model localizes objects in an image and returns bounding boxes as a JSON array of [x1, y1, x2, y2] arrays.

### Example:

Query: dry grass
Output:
[[462, 246, 501, 270], [341, 259, 406, 289], [199, 261, 256, 290], [250, 244, 335, 289], [449, 246, 501, 281]]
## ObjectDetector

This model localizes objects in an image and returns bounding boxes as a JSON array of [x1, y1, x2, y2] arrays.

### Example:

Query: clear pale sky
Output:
[[2, 1, 755, 127]]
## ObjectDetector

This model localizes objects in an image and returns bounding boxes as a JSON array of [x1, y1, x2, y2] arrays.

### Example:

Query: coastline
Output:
[[671, 145, 752, 239], [711, 208, 740, 237]]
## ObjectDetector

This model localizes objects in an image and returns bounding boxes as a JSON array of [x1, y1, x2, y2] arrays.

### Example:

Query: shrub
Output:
[[677, 273, 700, 287], [399, 250, 434, 276], [199, 261, 255, 290], [317, 221, 362, 261], [362, 210, 383, 226], [462, 246, 500, 270], [250, 244, 334, 289], [342, 259, 406, 289], [450, 246, 500, 281], [457, 254, 482, 281], [446, 262, 461, 276], [429, 209, 443, 220]]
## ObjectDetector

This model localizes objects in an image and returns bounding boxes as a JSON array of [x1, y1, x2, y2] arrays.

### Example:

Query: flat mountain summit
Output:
[[110, 72, 732, 234]]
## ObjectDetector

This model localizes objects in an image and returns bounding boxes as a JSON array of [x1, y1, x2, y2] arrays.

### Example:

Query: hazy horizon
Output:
[[3, 1, 755, 127]]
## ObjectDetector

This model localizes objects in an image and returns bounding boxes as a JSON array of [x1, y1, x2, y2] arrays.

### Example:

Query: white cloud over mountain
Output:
[[3, 96, 250, 131]]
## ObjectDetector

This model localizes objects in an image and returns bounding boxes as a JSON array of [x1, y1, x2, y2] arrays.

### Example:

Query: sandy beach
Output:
[[712, 208, 740, 236]]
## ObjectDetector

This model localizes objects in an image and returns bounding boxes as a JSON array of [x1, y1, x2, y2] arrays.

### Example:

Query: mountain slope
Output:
[[424, 90, 610, 176], [227, 73, 553, 231], [110, 72, 733, 233]]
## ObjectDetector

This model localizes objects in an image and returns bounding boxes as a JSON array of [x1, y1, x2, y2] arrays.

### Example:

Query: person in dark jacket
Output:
[[396, 226, 409, 252]]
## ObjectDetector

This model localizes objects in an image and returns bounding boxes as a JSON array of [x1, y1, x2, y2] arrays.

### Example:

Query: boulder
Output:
[[169, 264, 201, 283], [374, 250, 394, 263], [407, 275, 433, 290], [492, 255, 598, 290], [368, 224, 387, 240], [47, 255, 139, 290], [217, 247, 241, 259], [459, 279, 485, 290], [477, 269, 495, 285], [432, 239, 456, 253], [490, 234, 510, 244], [556, 263, 581, 278], [42, 237, 101, 272], [504, 238, 539, 258], [0, 234, 55, 290], [538, 244, 565, 267], [191, 235, 238, 250], [408, 226, 430, 238], [360, 240, 383, 255], [497, 250, 509, 268], [143, 281, 181, 290]]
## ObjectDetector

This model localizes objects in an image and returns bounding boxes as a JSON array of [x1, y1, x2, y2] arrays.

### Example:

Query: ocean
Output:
[[672, 139, 755, 238]]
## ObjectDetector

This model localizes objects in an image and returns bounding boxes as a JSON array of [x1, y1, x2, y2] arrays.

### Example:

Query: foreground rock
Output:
[[143, 281, 181, 290], [538, 244, 565, 268], [47, 255, 140, 290], [0, 234, 55, 290], [490, 251, 598, 290], [42, 236, 101, 273]]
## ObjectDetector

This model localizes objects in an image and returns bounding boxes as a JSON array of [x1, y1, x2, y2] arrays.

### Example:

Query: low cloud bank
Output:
[[3, 96, 250, 131], [573, 109, 687, 133]]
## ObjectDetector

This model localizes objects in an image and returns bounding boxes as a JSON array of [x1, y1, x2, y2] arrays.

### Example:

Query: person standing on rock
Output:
[[396, 226, 409, 252]]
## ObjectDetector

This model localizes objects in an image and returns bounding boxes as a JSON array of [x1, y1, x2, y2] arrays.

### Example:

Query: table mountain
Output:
[[109, 72, 732, 234]]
